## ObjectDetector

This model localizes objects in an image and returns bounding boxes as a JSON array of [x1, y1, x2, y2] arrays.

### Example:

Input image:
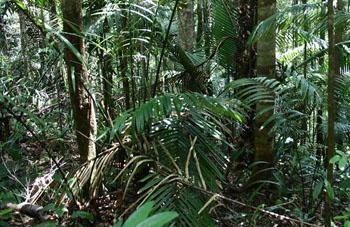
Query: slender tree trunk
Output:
[[119, 6, 130, 110], [335, 0, 344, 147], [203, 0, 211, 57], [0, 8, 6, 49], [301, 0, 309, 144], [177, 0, 195, 50], [19, 11, 29, 76], [196, 0, 203, 44], [317, 21, 326, 164], [61, 0, 97, 163], [252, 0, 276, 181], [101, 20, 114, 120], [325, 0, 335, 225]]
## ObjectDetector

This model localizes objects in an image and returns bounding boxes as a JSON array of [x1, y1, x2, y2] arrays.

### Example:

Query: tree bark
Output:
[[236, 0, 257, 150], [325, 0, 335, 225], [177, 0, 195, 50], [119, 5, 130, 110], [0, 7, 6, 49], [61, 0, 97, 163], [203, 0, 211, 57], [196, 0, 203, 44], [252, 0, 276, 182], [101, 20, 114, 119]]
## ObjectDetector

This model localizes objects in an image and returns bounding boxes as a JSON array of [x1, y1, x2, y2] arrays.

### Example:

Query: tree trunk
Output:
[[177, 0, 195, 50], [335, 0, 344, 141], [203, 0, 211, 57], [236, 0, 257, 150], [196, 0, 203, 44], [0, 8, 7, 49], [119, 5, 130, 110], [19, 11, 29, 76], [252, 0, 276, 181], [61, 0, 97, 163], [101, 20, 114, 120], [325, 0, 335, 225]]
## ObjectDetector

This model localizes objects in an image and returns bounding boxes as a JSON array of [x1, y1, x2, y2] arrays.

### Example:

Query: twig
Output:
[[181, 180, 320, 227]]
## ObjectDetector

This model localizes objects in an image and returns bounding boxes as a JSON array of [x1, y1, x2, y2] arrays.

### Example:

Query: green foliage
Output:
[[212, 0, 237, 70], [116, 201, 178, 227], [2, 0, 350, 226]]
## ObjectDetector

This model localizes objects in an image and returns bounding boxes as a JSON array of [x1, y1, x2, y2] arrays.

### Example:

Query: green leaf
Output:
[[324, 180, 334, 201], [42, 203, 55, 211], [54, 206, 68, 217], [344, 221, 350, 227], [312, 181, 323, 199], [12, 0, 26, 10], [44, 23, 87, 67], [52, 173, 63, 183], [114, 221, 123, 227], [0, 209, 13, 216], [329, 155, 341, 164], [123, 202, 154, 227], [0, 220, 12, 227], [339, 157, 348, 171], [340, 179, 350, 189], [71, 211, 94, 223], [135, 212, 178, 227]]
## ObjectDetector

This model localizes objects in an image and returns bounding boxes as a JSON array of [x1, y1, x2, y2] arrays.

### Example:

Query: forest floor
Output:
[[0, 138, 333, 226]]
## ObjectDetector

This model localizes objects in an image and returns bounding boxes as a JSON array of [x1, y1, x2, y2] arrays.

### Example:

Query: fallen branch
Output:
[[6, 202, 48, 221]]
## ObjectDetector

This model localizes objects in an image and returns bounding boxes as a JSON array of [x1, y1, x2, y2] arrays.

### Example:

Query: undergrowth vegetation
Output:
[[1, 0, 350, 226]]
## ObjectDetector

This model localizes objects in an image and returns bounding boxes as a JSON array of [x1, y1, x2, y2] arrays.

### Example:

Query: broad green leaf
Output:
[[123, 201, 154, 227], [136, 211, 178, 227], [312, 181, 323, 199], [324, 180, 334, 201], [344, 221, 350, 227], [330, 155, 341, 164], [339, 157, 348, 171], [114, 221, 123, 227]]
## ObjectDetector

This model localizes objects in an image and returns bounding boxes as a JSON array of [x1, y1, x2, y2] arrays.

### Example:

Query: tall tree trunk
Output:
[[101, 20, 114, 120], [325, 0, 335, 225], [61, 0, 97, 163], [120, 5, 130, 110], [177, 0, 195, 50], [335, 0, 344, 147], [252, 0, 276, 181], [301, 0, 308, 144], [236, 0, 257, 150], [178, 0, 206, 93], [317, 18, 326, 164]]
